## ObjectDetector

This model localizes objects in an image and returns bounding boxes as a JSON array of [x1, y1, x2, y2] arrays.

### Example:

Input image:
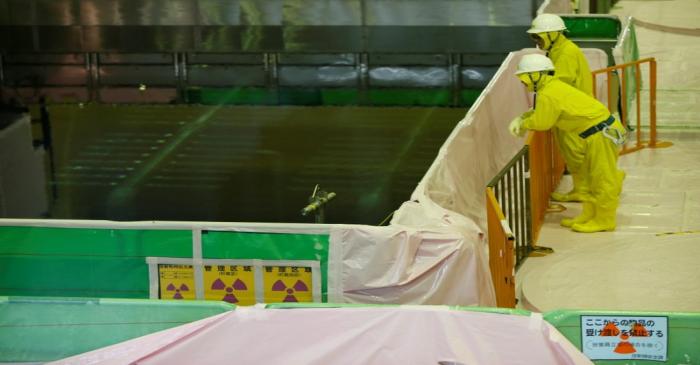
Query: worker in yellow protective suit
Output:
[[509, 54, 625, 233], [527, 14, 593, 203]]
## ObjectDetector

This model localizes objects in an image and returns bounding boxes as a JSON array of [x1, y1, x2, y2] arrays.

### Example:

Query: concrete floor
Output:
[[517, 0, 700, 313]]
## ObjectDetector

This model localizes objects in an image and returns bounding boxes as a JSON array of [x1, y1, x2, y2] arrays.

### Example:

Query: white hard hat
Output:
[[527, 14, 567, 34], [515, 54, 555, 75]]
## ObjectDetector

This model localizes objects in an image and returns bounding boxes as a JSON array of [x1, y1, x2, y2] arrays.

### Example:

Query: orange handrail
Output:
[[526, 130, 564, 244], [591, 57, 672, 155], [485, 187, 516, 308]]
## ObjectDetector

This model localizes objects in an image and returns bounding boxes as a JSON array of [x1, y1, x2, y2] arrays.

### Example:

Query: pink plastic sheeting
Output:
[[328, 224, 495, 306], [51, 307, 593, 365]]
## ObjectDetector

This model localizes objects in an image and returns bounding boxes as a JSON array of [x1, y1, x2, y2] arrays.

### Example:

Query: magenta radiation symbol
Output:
[[211, 278, 248, 303], [166, 283, 190, 299], [272, 280, 309, 302]]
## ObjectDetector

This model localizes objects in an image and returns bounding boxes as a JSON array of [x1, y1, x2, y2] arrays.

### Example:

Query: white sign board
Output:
[[581, 315, 668, 361]]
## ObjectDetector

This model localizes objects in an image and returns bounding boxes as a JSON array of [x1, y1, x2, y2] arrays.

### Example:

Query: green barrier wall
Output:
[[545, 310, 700, 364], [0, 296, 234, 363], [0, 226, 330, 301], [0, 226, 193, 298]]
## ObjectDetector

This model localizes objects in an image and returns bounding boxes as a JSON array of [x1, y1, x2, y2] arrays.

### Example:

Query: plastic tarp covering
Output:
[[50, 306, 593, 365], [328, 224, 494, 306]]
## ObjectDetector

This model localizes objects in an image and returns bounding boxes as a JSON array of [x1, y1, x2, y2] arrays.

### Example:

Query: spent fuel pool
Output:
[[40, 104, 464, 225]]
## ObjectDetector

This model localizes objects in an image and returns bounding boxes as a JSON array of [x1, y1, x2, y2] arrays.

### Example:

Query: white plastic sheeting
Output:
[[49, 306, 593, 365], [328, 224, 494, 306]]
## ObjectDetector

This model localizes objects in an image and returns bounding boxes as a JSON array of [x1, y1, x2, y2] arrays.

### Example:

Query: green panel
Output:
[[202, 231, 330, 301], [278, 88, 323, 105], [187, 87, 277, 105], [368, 89, 451, 106], [0, 226, 192, 298], [0, 226, 192, 257], [562, 16, 621, 39], [544, 310, 700, 364], [461, 89, 483, 106], [320, 88, 361, 105], [0, 296, 233, 363], [0, 256, 148, 298]]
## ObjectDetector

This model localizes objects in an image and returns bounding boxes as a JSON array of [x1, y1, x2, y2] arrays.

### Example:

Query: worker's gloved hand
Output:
[[508, 116, 526, 137]]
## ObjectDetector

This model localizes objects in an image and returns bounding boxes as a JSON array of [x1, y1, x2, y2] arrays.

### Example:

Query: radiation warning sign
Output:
[[158, 264, 196, 300], [263, 265, 313, 303], [203, 264, 256, 305], [581, 315, 668, 361]]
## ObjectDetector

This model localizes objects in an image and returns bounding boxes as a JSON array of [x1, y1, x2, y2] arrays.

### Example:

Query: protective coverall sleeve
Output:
[[521, 93, 561, 131], [553, 53, 579, 86]]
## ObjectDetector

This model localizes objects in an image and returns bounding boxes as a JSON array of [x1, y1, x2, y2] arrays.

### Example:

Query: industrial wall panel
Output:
[[240, 0, 283, 26], [365, 0, 531, 26], [281, 0, 361, 26], [2, 86, 89, 102], [460, 66, 497, 88], [278, 53, 355, 66], [187, 53, 263, 65], [4, 53, 86, 64], [80, 0, 197, 26], [99, 53, 173, 64], [0, 27, 36, 52], [198, 0, 241, 25], [2, 0, 34, 25], [367, 26, 530, 53], [278, 66, 357, 87], [369, 66, 449, 88], [83, 26, 194, 51], [2, 65, 88, 86], [282, 26, 363, 52], [199, 26, 284, 52], [461, 53, 508, 66], [187, 65, 265, 86], [99, 65, 176, 86], [369, 54, 448, 66], [35, 0, 80, 26], [37, 26, 83, 52], [99, 87, 177, 103]]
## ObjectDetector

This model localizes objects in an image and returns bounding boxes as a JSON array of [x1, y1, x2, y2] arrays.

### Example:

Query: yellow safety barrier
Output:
[[592, 57, 672, 155]]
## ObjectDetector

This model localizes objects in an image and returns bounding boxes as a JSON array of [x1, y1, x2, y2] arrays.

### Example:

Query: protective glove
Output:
[[508, 116, 526, 137]]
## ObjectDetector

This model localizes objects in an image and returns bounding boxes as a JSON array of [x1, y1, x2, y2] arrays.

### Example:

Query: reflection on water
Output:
[[45, 104, 463, 225]]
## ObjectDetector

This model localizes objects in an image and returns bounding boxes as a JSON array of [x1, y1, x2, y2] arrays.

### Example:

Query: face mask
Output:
[[518, 73, 540, 93], [535, 32, 560, 51]]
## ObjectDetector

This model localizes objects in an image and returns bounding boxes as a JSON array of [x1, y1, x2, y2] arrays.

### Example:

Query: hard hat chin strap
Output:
[[545, 32, 561, 51]]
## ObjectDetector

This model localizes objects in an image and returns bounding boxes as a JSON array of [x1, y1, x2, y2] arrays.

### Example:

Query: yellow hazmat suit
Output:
[[537, 32, 594, 203], [519, 76, 625, 232]]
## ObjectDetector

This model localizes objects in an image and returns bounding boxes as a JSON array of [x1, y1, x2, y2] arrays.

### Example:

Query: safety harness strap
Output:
[[579, 115, 615, 139]]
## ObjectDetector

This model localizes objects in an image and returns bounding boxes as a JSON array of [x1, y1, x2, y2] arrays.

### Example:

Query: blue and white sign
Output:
[[581, 315, 668, 361]]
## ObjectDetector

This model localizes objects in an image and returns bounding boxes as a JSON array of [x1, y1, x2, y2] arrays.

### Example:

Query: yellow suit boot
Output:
[[571, 206, 617, 233], [561, 201, 595, 227], [551, 171, 588, 202]]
